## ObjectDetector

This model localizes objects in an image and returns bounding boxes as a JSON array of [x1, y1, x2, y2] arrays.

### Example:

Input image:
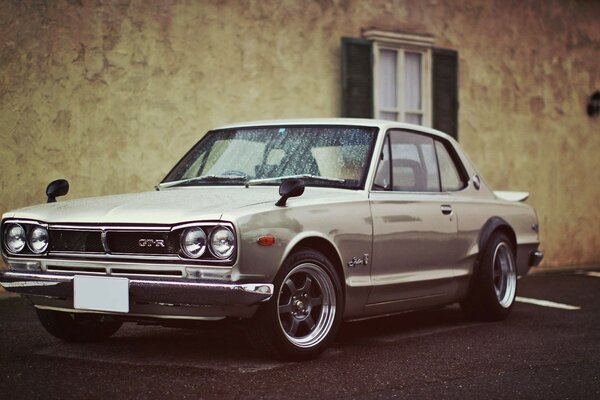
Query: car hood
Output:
[[4, 186, 360, 225], [4, 187, 281, 225]]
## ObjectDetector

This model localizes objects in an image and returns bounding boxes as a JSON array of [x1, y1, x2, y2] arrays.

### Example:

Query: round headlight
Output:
[[6, 224, 26, 253], [210, 227, 235, 259], [181, 227, 207, 258], [29, 226, 49, 254]]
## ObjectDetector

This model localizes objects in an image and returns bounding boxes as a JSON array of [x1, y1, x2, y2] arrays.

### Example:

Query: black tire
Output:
[[36, 309, 122, 342], [461, 232, 517, 321], [247, 248, 344, 361]]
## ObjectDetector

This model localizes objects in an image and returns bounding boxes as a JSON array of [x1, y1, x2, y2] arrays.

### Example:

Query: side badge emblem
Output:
[[348, 254, 369, 268]]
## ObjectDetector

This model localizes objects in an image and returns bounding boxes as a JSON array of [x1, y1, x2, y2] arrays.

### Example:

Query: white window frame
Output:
[[364, 30, 434, 127]]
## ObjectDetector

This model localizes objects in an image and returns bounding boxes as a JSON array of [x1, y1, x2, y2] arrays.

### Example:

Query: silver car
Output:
[[0, 119, 543, 360]]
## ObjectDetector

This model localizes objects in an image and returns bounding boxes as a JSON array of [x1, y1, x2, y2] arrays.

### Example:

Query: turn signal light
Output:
[[257, 235, 276, 246]]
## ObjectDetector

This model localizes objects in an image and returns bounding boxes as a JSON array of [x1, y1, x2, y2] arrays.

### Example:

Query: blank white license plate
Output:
[[74, 276, 129, 313]]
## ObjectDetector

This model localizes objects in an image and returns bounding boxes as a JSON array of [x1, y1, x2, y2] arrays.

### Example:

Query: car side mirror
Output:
[[275, 179, 305, 207], [46, 179, 69, 203]]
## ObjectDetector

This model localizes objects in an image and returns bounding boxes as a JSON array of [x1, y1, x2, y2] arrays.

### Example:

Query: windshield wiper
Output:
[[158, 175, 247, 189], [247, 174, 346, 186], [159, 174, 346, 189]]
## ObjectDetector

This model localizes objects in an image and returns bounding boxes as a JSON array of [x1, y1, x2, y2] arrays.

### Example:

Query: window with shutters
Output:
[[375, 46, 430, 125], [341, 30, 459, 139], [365, 30, 433, 126]]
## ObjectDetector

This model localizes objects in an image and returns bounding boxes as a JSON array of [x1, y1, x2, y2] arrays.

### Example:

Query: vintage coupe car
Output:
[[1, 119, 543, 360]]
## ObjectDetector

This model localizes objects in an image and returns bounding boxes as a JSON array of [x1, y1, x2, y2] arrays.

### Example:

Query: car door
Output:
[[367, 130, 460, 309]]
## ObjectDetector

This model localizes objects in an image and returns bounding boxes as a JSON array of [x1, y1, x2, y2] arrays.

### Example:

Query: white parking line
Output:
[[582, 271, 600, 278], [515, 296, 580, 310]]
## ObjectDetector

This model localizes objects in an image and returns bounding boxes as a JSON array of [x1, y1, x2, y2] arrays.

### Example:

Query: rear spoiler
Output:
[[494, 191, 529, 202]]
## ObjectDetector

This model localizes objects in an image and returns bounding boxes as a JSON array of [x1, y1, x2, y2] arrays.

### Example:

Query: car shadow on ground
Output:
[[37, 319, 280, 371], [337, 305, 476, 344], [34, 304, 477, 367]]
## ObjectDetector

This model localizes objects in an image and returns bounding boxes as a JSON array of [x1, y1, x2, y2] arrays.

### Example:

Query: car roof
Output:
[[213, 118, 455, 142]]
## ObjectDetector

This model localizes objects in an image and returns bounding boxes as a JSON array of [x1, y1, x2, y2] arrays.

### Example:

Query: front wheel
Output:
[[461, 232, 517, 321], [247, 249, 343, 361], [36, 309, 122, 342]]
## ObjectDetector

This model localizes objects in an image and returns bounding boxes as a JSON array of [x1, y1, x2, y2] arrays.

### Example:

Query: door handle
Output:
[[441, 204, 453, 215]]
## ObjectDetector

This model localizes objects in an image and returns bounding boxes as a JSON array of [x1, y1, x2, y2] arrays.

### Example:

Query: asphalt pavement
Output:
[[1, 267, 599, 399]]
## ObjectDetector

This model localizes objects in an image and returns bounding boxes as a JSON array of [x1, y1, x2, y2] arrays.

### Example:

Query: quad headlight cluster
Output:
[[2, 220, 237, 263], [3, 223, 49, 255], [180, 225, 236, 260]]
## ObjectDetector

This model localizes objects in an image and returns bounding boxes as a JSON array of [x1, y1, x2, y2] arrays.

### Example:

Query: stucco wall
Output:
[[1, 0, 599, 267]]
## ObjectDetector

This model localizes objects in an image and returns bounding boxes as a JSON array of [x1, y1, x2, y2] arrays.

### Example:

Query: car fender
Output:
[[477, 216, 517, 267], [280, 230, 343, 270]]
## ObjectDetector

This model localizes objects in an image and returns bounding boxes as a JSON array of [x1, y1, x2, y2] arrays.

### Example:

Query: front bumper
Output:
[[0, 271, 273, 320]]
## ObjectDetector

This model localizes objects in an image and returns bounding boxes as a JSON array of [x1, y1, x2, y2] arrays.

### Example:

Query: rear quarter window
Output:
[[435, 140, 467, 191]]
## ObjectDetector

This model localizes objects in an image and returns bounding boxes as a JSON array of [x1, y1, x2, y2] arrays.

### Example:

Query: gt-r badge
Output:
[[138, 239, 165, 247]]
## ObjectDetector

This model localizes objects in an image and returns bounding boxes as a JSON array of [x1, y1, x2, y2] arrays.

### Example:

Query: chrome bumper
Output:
[[0, 271, 273, 319]]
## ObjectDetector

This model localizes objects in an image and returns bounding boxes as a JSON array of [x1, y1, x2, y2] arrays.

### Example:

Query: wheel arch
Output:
[[285, 236, 346, 297], [461, 216, 519, 321], [478, 217, 517, 263]]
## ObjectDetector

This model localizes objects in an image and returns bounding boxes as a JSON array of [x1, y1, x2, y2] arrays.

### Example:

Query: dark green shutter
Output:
[[432, 48, 459, 139], [341, 37, 373, 118]]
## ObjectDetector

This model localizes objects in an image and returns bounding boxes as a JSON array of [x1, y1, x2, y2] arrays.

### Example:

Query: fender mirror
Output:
[[275, 179, 305, 207], [46, 179, 69, 203]]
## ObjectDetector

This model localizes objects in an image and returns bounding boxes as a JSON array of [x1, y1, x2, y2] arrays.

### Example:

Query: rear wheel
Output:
[[247, 249, 343, 360], [461, 232, 517, 321], [36, 309, 122, 342]]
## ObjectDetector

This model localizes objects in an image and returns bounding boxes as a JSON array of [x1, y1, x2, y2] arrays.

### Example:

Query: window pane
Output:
[[379, 111, 398, 121], [166, 126, 377, 189], [405, 113, 422, 125], [378, 49, 397, 109], [202, 139, 266, 177], [421, 143, 440, 191], [404, 52, 422, 111], [389, 131, 439, 192], [435, 140, 465, 191], [373, 136, 390, 190]]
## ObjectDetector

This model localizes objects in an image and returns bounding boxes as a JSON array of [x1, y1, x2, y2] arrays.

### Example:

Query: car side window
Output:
[[434, 140, 467, 191], [388, 131, 440, 192], [373, 136, 391, 190]]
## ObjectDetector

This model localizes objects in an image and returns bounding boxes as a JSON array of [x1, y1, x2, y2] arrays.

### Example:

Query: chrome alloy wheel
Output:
[[492, 242, 517, 308], [277, 262, 337, 348]]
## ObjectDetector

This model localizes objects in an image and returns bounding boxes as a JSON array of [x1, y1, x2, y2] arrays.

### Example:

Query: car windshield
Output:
[[161, 125, 378, 189]]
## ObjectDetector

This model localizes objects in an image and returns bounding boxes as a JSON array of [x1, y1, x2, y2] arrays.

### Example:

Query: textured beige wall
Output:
[[1, 0, 599, 268]]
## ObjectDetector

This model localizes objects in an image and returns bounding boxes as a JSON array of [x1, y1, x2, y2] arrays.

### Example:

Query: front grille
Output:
[[49, 230, 104, 253], [106, 231, 180, 255], [47, 227, 182, 256]]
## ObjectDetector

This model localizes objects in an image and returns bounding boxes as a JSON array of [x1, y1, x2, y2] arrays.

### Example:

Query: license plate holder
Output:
[[74, 276, 129, 313]]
